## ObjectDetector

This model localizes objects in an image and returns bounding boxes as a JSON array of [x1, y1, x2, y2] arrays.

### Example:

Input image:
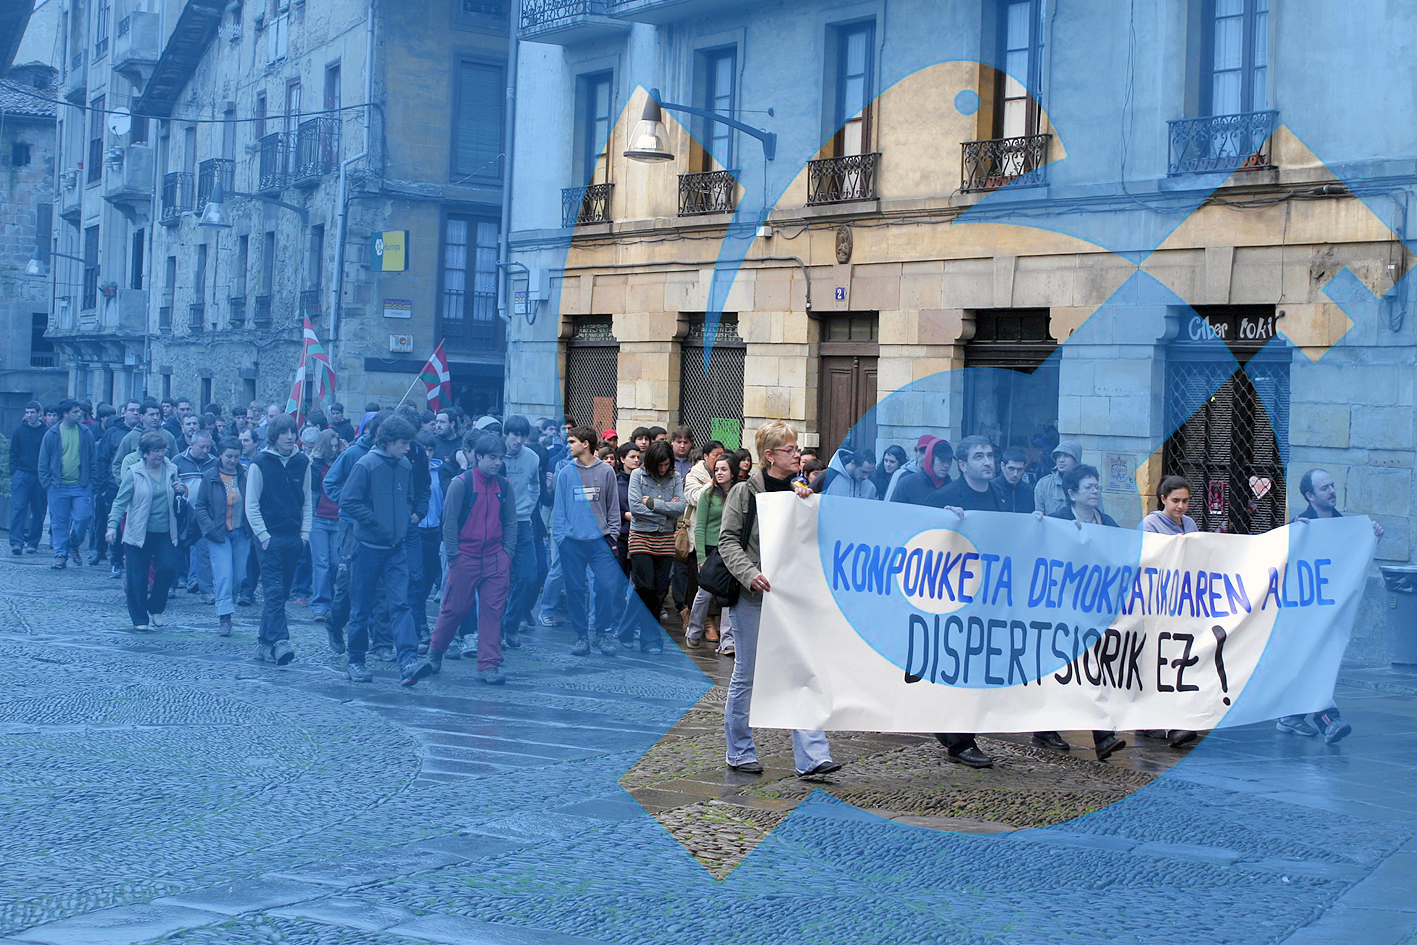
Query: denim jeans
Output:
[[47, 483, 92, 560], [8, 470, 45, 550], [501, 525, 537, 637], [330, 519, 389, 644], [537, 533, 564, 618], [347, 541, 419, 668], [558, 536, 621, 639], [206, 528, 252, 617], [309, 517, 339, 617], [404, 528, 425, 634], [723, 595, 832, 774], [187, 539, 213, 594], [292, 542, 312, 598], [124, 531, 180, 626], [256, 532, 301, 646]]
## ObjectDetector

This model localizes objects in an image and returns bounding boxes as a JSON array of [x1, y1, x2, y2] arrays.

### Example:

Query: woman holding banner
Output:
[[717, 421, 840, 778], [1039, 464, 1128, 761], [1141, 474, 1199, 747]]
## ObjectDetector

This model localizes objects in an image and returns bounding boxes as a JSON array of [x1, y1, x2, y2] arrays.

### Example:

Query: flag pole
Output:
[[394, 373, 422, 411]]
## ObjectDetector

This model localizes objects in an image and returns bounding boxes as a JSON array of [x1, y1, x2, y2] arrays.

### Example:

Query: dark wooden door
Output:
[[820, 354, 877, 459]]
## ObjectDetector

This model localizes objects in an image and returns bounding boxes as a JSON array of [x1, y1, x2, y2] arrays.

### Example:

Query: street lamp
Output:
[[199, 179, 310, 228], [25, 246, 88, 278], [624, 88, 777, 163]]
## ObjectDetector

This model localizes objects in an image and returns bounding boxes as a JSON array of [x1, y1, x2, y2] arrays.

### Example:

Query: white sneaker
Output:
[[150, 614, 164, 627]]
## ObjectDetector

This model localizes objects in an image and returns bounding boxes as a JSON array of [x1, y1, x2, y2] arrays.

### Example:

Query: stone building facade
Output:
[[47, 0, 512, 415], [506, 0, 1417, 661]]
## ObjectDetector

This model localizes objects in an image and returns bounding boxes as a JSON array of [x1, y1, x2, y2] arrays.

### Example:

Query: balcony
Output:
[[960, 133, 1051, 192], [257, 133, 287, 194], [112, 11, 161, 82], [108, 288, 148, 333], [63, 53, 86, 103], [30, 353, 58, 369], [562, 183, 613, 227], [101, 145, 155, 209], [59, 169, 82, 221], [160, 171, 194, 224], [678, 170, 737, 216], [229, 296, 246, 328], [806, 152, 880, 205], [196, 158, 235, 209], [253, 295, 273, 329], [1168, 110, 1278, 176], [188, 302, 206, 333], [291, 118, 339, 187], [520, 0, 628, 43], [299, 289, 321, 317], [610, 0, 753, 23]]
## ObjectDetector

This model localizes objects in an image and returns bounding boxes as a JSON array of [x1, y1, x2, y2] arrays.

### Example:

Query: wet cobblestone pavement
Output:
[[2, 553, 1416, 944]]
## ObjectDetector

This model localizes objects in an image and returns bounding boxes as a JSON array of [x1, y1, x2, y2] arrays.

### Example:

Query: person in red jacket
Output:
[[429, 433, 518, 684]]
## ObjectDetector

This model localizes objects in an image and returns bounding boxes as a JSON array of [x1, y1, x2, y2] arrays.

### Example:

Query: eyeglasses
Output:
[[771, 444, 801, 455]]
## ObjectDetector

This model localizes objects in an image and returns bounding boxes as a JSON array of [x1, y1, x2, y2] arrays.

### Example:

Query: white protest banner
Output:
[[750, 495, 1375, 734]]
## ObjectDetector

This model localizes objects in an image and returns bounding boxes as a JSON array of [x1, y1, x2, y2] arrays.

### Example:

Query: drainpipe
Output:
[[330, 0, 376, 364], [495, 0, 520, 324]]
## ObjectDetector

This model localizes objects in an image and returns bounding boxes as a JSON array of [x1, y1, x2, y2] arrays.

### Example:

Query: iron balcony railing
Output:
[[30, 352, 58, 368], [299, 289, 321, 316], [160, 171, 194, 223], [292, 117, 339, 183], [189, 302, 206, 332], [522, 0, 606, 31], [257, 132, 287, 193], [229, 296, 246, 328], [253, 295, 273, 328], [1168, 110, 1278, 176], [562, 183, 613, 227], [678, 170, 737, 216], [116, 14, 129, 35], [196, 158, 235, 208], [961, 133, 1051, 192], [806, 152, 880, 205]]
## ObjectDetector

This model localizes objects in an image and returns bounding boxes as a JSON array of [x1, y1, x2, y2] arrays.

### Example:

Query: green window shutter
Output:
[[455, 61, 504, 178]]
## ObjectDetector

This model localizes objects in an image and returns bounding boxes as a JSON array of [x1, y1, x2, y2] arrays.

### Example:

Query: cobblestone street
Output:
[[2, 553, 1416, 945]]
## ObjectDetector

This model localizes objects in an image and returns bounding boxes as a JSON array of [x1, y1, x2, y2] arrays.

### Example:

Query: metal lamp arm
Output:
[[226, 190, 311, 224], [650, 90, 776, 161]]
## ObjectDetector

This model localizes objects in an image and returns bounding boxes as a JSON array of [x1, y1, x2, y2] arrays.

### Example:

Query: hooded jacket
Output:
[[341, 446, 413, 549], [322, 430, 373, 516], [551, 456, 620, 543], [38, 422, 96, 490], [889, 439, 953, 508]]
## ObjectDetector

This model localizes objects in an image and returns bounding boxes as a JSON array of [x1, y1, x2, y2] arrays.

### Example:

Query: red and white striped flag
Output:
[[418, 341, 452, 412], [283, 362, 306, 424], [301, 317, 336, 407]]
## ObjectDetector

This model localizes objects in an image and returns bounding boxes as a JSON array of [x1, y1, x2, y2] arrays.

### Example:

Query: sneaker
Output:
[[149, 614, 164, 628], [369, 646, 395, 662], [87, 553, 105, 566], [50, 558, 66, 570], [272, 641, 295, 666], [132, 623, 148, 632], [537, 614, 559, 627], [188, 581, 201, 594], [346, 661, 373, 682], [218, 614, 232, 637], [444, 640, 462, 660], [201, 594, 215, 605], [684, 636, 702, 649], [594, 633, 618, 657], [313, 612, 327, 623], [478, 668, 506, 685], [256, 644, 274, 662], [1276, 715, 1321, 737], [110, 566, 123, 579], [400, 658, 434, 687], [326, 626, 346, 654], [237, 595, 254, 607], [1323, 719, 1353, 744], [503, 630, 522, 650], [570, 637, 591, 657], [428, 650, 443, 674], [641, 645, 663, 655], [24, 546, 37, 554], [294, 597, 310, 607], [11, 547, 22, 557], [719, 643, 735, 657]]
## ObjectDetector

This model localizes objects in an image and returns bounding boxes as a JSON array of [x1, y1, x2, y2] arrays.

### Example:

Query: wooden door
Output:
[[819, 354, 878, 459]]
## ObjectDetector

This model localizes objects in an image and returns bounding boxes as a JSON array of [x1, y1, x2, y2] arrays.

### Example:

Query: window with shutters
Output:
[[438, 214, 502, 350], [452, 59, 504, 181]]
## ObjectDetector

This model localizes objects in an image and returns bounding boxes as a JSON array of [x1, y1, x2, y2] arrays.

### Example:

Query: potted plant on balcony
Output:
[[100, 282, 118, 299]]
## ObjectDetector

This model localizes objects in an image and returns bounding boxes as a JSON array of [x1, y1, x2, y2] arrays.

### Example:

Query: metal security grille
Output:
[[680, 315, 746, 448], [1164, 352, 1290, 534], [564, 317, 618, 430], [962, 310, 1058, 450]]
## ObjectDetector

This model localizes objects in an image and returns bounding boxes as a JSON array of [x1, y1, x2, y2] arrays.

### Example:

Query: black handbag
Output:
[[697, 490, 757, 606]]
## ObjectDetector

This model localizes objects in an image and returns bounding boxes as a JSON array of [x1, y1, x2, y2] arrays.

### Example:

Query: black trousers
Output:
[[124, 531, 179, 626], [256, 531, 301, 646]]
